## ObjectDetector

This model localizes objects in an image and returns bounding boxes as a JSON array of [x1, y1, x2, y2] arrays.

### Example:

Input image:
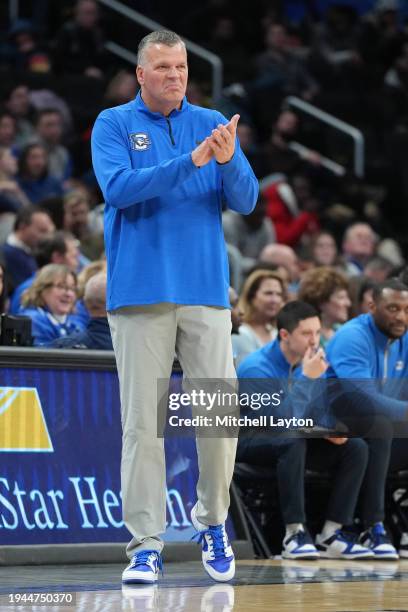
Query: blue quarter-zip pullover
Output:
[[91, 93, 258, 310]]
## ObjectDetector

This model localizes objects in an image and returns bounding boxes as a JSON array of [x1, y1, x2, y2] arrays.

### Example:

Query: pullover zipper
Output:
[[166, 117, 175, 146]]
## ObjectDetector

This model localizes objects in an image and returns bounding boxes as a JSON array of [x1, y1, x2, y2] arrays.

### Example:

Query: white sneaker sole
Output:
[[203, 559, 236, 582], [318, 549, 374, 560], [282, 550, 319, 560], [371, 552, 399, 561], [122, 569, 158, 584]]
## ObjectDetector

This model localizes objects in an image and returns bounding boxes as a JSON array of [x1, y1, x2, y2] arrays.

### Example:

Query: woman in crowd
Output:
[[298, 266, 351, 347], [20, 263, 84, 346], [17, 143, 64, 204], [232, 269, 286, 365], [311, 230, 339, 267]]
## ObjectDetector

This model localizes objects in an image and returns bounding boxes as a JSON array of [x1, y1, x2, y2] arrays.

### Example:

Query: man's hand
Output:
[[302, 346, 328, 379], [191, 138, 214, 168], [207, 114, 240, 164], [325, 436, 348, 445]]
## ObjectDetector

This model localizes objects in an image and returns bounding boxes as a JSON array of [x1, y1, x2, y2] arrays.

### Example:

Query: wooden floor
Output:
[[1, 559, 408, 611]]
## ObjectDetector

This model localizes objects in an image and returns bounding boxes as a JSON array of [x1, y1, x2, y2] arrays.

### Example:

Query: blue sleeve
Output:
[[218, 146, 259, 214], [211, 112, 258, 214], [327, 331, 408, 421], [22, 311, 57, 346], [91, 112, 199, 209]]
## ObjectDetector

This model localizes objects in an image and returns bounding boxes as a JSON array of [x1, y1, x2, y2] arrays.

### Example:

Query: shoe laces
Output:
[[131, 550, 163, 572], [370, 524, 389, 546], [287, 530, 311, 546], [193, 525, 229, 559], [334, 529, 358, 544]]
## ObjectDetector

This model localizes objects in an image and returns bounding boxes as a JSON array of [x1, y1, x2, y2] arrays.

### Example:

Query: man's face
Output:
[[76, 0, 99, 29], [63, 239, 80, 271], [0, 115, 16, 146], [26, 146, 47, 178], [343, 224, 375, 259], [20, 213, 55, 248], [37, 113, 62, 145], [281, 316, 321, 360], [7, 86, 30, 117], [371, 289, 408, 339], [136, 43, 188, 114]]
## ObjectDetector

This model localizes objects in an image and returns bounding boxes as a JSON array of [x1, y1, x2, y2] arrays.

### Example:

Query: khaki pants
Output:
[[108, 303, 237, 558]]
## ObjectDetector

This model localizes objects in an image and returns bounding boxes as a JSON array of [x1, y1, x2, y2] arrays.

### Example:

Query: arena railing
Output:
[[285, 95, 365, 178]]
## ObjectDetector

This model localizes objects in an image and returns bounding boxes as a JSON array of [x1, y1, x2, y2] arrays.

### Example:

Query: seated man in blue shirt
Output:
[[327, 278, 408, 559], [237, 301, 372, 560]]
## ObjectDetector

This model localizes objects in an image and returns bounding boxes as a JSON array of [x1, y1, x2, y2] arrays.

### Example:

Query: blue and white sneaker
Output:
[[359, 523, 399, 560], [122, 550, 163, 584], [316, 529, 374, 559], [191, 505, 235, 582], [282, 529, 319, 560]]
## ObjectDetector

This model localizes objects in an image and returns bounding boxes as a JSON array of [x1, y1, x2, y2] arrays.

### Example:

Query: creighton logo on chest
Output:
[[129, 132, 151, 151]]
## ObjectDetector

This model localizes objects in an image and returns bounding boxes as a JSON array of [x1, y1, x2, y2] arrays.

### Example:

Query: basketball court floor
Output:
[[1, 558, 408, 611]]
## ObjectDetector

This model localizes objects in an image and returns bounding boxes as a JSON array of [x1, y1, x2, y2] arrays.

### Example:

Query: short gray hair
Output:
[[137, 30, 185, 66]]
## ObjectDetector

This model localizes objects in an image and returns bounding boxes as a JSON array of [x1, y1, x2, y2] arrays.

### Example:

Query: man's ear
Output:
[[369, 300, 376, 314], [279, 328, 288, 342], [136, 65, 144, 86]]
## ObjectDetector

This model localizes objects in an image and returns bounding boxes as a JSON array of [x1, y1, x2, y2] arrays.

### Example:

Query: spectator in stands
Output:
[[232, 269, 286, 365], [8, 19, 51, 74], [263, 176, 320, 248], [326, 279, 408, 559], [298, 267, 351, 347], [255, 22, 319, 101], [104, 70, 138, 107], [9, 231, 80, 314], [63, 190, 99, 262], [348, 276, 376, 318], [20, 263, 84, 346], [74, 259, 107, 326], [0, 146, 31, 243], [51, 272, 111, 349], [259, 110, 322, 178], [310, 4, 364, 89], [0, 111, 17, 148], [53, 0, 106, 78], [4, 84, 35, 147], [237, 301, 372, 560], [33, 109, 73, 183], [342, 222, 377, 276], [17, 143, 64, 204], [363, 255, 395, 283], [222, 194, 275, 271], [1, 207, 54, 290], [311, 231, 339, 267], [259, 243, 300, 294]]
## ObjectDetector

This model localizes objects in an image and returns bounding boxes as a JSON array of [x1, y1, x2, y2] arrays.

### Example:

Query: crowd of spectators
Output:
[[0, 0, 408, 559]]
